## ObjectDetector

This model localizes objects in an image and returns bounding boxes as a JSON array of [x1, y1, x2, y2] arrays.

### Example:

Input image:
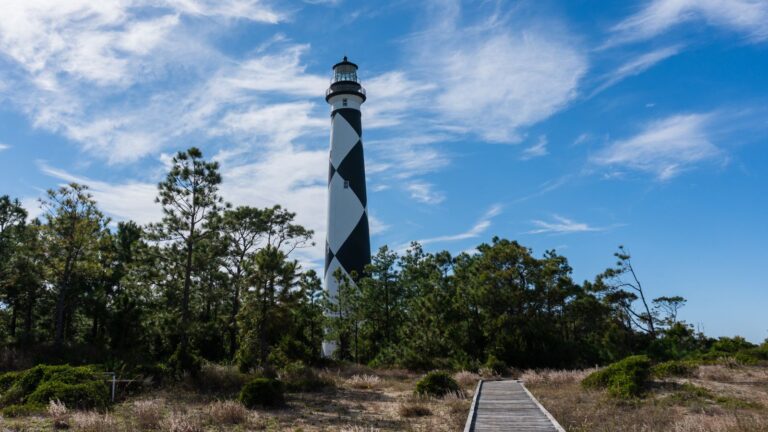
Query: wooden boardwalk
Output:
[[464, 380, 565, 432]]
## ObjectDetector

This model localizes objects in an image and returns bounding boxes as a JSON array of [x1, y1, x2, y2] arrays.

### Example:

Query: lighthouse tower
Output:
[[323, 57, 371, 357]]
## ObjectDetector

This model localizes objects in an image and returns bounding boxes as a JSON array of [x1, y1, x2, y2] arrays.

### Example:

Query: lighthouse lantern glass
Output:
[[333, 64, 358, 83]]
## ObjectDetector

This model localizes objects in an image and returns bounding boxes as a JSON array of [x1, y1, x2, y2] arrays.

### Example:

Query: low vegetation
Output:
[[527, 358, 768, 432], [415, 371, 461, 397], [582, 355, 652, 398]]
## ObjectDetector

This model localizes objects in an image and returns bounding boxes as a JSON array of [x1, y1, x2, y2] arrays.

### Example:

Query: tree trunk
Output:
[[180, 233, 194, 357], [229, 268, 241, 357]]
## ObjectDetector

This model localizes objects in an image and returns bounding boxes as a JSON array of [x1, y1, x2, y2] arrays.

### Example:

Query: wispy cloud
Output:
[[406, 182, 445, 205], [417, 205, 503, 246], [521, 136, 549, 160], [411, 0, 588, 143], [0, 143, 9, 151], [38, 162, 161, 225], [528, 215, 608, 235], [592, 45, 683, 96], [608, 0, 768, 46], [592, 113, 722, 180]]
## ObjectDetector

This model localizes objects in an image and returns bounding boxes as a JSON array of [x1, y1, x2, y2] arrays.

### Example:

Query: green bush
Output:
[[27, 380, 109, 409], [2, 403, 42, 417], [0, 364, 109, 409], [168, 345, 202, 377], [279, 361, 331, 392], [484, 355, 508, 376], [238, 378, 285, 408], [652, 360, 698, 378], [734, 347, 768, 365], [582, 355, 651, 399], [414, 371, 461, 397], [0, 371, 19, 393]]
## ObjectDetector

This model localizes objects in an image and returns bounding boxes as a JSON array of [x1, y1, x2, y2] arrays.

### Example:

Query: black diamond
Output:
[[334, 214, 371, 279], [335, 140, 367, 207], [332, 108, 361, 137], [325, 241, 335, 274], [328, 161, 336, 185]]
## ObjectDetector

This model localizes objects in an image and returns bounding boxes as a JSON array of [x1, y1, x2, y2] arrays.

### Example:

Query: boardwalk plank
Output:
[[465, 380, 565, 432]]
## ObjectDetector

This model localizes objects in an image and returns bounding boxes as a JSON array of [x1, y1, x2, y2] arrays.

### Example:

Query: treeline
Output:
[[0, 147, 736, 375]]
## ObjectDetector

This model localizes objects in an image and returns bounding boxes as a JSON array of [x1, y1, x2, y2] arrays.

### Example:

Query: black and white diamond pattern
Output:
[[325, 108, 371, 298]]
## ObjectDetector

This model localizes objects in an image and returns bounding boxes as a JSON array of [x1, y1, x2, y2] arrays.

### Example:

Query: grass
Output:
[[0, 364, 471, 431], [525, 362, 768, 432], [6, 361, 762, 431]]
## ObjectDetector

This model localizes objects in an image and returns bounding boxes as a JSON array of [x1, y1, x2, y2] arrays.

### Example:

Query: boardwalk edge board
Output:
[[519, 381, 567, 432], [463, 379, 483, 432]]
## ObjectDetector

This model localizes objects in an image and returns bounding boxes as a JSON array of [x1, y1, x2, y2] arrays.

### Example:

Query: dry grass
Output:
[[205, 400, 248, 425], [453, 370, 481, 388], [345, 374, 383, 389], [48, 399, 69, 429], [160, 412, 203, 432], [520, 368, 596, 385], [527, 364, 768, 432], [71, 412, 118, 432], [132, 398, 164, 430], [397, 401, 432, 417]]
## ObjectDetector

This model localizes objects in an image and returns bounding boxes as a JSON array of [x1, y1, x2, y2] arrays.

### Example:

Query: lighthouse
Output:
[[323, 57, 371, 357]]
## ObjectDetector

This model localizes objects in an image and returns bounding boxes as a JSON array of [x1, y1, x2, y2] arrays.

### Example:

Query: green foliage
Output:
[[0, 364, 109, 410], [484, 355, 508, 375], [710, 336, 755, 354], [238, 378, 285, 408], [414, 371, 461, 397], [734, 348, 768, 365], [168, 344, 202, 377], [27, 380, 109, 409], [582, 355, 652, 399], [652, 360, 698, 378], [2, 404, 42, 417]]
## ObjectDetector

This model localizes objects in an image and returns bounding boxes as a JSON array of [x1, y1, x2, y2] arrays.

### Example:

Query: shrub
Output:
[[239, 378, 284, 408], [279, 361, 332, 392], [194, 363, 248, 395], [345, 374, 382, 390], [652, 360, 698, 378], [168, 346, 202, 377], [484, 355, 507, 376], [582, 355, 651, 399], [28, 380, 109, 409], [0, 364, 109, 410], [0, 371, 19, 392], [207, 400, 248, 424], [415, 371, 461, 398], [133, 399, 164, 430], [3, 403, 42, 417], [734, 347, 768, 365]]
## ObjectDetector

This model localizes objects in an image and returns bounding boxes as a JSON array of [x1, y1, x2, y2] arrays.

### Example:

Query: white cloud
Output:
[[0, 0, 295, 164], [0, 143, 9, 151], [417, 204, 502, 246], [412, 3, 588, 143], [368, 214, 390, 236], [592, 113, 721, 180], [521, 136, 549, 160], [528, 215, 606, 235], [609, 0, 768, 45], [592, 45, 683, 95], [406, 182, 445, 205], [38, 162, 161, 225]]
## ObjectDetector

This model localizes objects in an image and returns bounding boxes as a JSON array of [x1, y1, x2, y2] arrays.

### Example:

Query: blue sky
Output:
[[0, 0, 766, 341]]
